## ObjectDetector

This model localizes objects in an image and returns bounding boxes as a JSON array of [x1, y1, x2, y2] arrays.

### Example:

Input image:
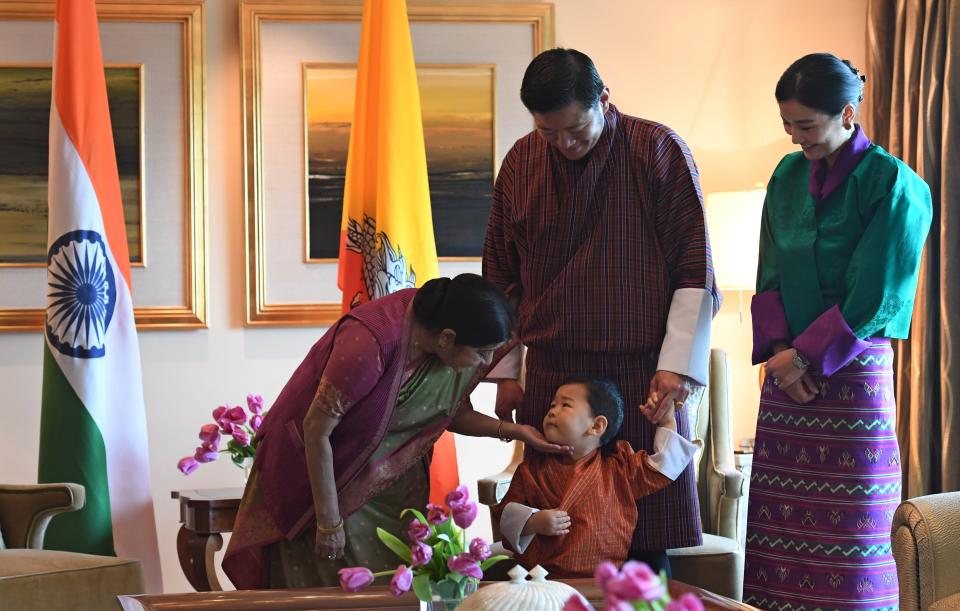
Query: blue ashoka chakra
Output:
[[45, 230, 117, 359]]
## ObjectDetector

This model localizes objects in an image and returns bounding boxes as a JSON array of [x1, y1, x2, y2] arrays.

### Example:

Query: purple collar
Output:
[[809, 124, 872, 201]]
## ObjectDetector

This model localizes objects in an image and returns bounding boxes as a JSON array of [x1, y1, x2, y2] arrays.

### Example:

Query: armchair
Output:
[[891, 491, 960, 611], [478, 348, 749, 600], [0, 483, 145, 610]]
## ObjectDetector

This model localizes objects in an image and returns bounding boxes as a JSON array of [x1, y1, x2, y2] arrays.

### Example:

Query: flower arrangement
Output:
[[176, 394, 267, 475], [563, 560, 704, 611], [338, 485, 507, 606]]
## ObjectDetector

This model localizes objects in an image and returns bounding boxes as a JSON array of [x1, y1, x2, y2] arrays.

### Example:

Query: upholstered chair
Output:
[[891, 491, 960, 611]]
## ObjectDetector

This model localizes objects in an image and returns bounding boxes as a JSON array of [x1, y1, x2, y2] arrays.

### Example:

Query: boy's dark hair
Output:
[[562, 376, 624, 453], [520, 48, 605, 114]]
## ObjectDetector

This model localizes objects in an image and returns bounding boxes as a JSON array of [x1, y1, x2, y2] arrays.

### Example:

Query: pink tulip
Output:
[[607, 561, 665, 601], [563, 593, 596, 611], [177, 456, 199, 475], [250, 414, 264, 433], [451, 500, 478, 528], [594, 560, 619, 592], [445, 485, 470, 509], [194, 446, 218, 463], [469, 537, 491, 561], [246, 393, 265, 414], [410, 541, 433, 566], [227, 405, 247, 425], [199, 424, 220, 451], [407, 519, 430, 542], [426, 503, 447, 524], [665, 593, 705, 611], [603, 597, 634, 611], [214, 405, 232, 433], [231, 423, 250, 446], [389, 565, 413, 596], [447, 553, 483, 579], [338, 567, 374, 592]]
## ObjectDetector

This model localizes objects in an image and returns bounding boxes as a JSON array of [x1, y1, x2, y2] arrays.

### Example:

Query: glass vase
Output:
[[425, 578, 478, 611]]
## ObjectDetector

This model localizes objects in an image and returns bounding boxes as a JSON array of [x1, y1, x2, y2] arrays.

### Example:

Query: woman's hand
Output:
[[315, 524, 346, 562], [510, 423, 574, 455], [781, 373, 819, 405], [494, 379, 524, 423], [765, 348, 807, 394]]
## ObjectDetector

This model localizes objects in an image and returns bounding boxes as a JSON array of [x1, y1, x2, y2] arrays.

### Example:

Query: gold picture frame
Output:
[[0, 0, 207, 331], [241, 0, 554, 327]]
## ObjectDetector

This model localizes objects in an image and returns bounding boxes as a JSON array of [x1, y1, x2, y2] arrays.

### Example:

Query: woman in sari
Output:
[[744, 53, 932, 610], [223, 274, 570, 589]]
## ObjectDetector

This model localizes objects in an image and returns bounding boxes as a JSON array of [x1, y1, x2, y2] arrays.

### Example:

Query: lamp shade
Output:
[[705, 188, 766, 290]]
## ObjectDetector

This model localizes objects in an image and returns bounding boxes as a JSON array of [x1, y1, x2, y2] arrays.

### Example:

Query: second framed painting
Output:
[[303, 62, 495, 262], [241, 1, 554, 326]]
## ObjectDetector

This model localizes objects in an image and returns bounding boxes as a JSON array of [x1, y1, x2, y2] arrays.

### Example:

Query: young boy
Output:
[[495, 376, 698, 577]]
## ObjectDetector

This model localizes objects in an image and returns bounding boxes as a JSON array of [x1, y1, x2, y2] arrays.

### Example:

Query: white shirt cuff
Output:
[[500, 502, 539, 553], [645, 427, 699, 481], [656, 287, 714, 385], [486, 345, 522, 380]]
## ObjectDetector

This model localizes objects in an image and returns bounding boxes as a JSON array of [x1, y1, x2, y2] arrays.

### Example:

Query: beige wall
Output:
[[0, 0, 866, 593]]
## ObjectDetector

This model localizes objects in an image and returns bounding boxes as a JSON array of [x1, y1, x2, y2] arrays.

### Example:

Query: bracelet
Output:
[[497, 420, 513, 443], [316, 517, 343, 534]]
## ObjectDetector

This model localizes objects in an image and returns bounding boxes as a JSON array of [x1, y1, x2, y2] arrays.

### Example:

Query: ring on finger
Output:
[[327, 553, 337, 560]]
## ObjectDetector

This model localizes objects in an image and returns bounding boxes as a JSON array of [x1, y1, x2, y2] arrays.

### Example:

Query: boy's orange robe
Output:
[[495, 435, 690, 578]]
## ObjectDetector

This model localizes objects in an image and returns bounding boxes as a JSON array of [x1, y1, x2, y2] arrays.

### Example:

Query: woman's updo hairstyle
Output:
[[412, 274, 516, 347], [775, 52, 866, 116]]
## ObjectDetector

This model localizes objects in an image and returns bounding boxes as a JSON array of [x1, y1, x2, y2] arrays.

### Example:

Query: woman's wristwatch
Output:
[[792, 349, 810, 371]]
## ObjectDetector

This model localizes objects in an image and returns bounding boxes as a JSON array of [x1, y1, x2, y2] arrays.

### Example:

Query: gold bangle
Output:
[[497, 420, 513, 443], [316, 517, 343, 534]]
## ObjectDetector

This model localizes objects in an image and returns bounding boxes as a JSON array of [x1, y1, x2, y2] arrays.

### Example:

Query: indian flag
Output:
[[37, 0, 161, 592], [337, 0, 459, 504]]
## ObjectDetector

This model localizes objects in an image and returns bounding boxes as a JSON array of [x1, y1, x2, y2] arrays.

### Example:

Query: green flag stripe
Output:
[[38, 343, 115, 556]]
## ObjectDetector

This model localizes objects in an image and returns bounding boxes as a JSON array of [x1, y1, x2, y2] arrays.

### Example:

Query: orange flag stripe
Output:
[[54, 0, 131, 290]]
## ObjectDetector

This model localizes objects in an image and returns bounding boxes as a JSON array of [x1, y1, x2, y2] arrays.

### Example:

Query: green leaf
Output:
[[412, 573, 433, 603], [400, 508, 428, 525], [479, 554, 509, 571], [376, 527, 413, 564], [435, 533, 452, 543]]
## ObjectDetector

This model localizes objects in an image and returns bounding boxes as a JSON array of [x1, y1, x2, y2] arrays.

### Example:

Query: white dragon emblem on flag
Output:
[[345, 214, 416, 308]]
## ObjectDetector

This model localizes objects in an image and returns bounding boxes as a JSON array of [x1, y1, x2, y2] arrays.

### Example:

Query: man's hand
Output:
[[495, 379, 524, 423], [527, 509, 571, 536], [646, 370, 692, 423]]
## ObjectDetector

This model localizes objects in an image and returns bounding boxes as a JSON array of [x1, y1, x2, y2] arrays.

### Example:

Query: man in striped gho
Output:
[[483, 48, 719, 574]]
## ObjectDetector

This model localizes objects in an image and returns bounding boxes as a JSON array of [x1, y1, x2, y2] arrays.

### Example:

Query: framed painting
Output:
[[241, 0, 554, 326], [0, 1, 207, 331], [303, 62, 495, 261], [0, 63, 145, 267]]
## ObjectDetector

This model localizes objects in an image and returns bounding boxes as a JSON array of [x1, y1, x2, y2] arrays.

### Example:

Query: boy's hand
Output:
[[640, 392, 676, 428], [529, 509, 571, 536]]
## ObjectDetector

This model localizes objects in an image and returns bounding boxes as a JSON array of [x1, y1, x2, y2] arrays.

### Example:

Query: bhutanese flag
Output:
[[337, 0, 458, 504], [37, 0, 161, 591]]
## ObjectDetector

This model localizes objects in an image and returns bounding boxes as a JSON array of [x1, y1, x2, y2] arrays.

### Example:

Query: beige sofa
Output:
[[0, 483, 145, 610], [479, 348, 749, 600], [892, 491, 960, 611]]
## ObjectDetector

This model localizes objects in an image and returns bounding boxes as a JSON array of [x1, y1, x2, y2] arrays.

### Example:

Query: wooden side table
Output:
[[171, 487, 244, 591]]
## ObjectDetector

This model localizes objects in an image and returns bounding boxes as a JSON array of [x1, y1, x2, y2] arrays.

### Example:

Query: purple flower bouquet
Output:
[[563, 560, 705, 611], [338, 485, 507, 608], [176, 394, 266, 475]]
